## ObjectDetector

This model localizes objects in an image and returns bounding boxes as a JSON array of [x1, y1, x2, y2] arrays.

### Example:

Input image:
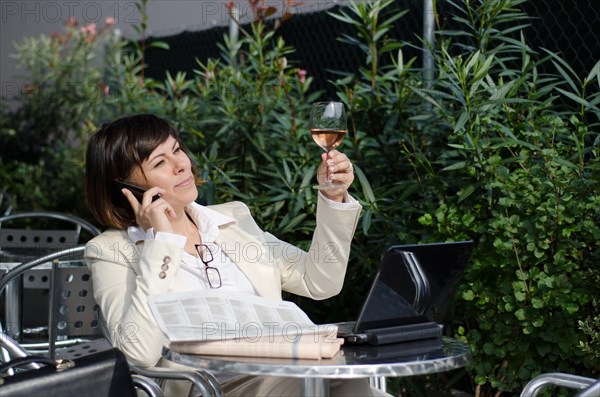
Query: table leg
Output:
[[301, 378, 329, 397]]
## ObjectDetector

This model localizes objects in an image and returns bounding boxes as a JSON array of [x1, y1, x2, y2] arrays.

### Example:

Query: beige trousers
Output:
[[222, 375, 391, 397], [161, 375, 390, 397]]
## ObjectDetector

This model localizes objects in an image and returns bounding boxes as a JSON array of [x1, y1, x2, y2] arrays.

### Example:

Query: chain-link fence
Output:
[[521, 0, 599, 76], [145, 0, 600, 96]]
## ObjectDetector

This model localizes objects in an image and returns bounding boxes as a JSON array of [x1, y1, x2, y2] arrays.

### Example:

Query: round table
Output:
[[165, 337, 471, 397]]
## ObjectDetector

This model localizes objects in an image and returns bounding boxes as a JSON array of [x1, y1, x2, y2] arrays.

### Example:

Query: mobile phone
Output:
[[112, 179, 161, 206]]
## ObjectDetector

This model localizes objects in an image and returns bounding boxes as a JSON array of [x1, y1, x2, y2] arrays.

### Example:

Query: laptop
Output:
[[337, 241, 474, 345]]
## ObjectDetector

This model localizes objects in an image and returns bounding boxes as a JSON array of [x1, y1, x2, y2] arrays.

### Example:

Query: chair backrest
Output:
[[1, 228, 79, 249], [50, 260, 102, 340], [0, 246, 104, 358], [0, 212, 102, 346], [0, 211, 101, 262], [1, 254, 166, 397]]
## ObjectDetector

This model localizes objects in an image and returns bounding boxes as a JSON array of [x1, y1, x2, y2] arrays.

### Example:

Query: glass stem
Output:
[[326, 150, 332, 185]]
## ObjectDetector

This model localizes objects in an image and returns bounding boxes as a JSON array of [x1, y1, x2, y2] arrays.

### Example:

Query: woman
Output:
[[84, 114, 379, 396]]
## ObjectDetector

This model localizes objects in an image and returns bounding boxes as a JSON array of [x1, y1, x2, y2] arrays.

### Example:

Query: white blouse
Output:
[[127, 202, 257, 295]]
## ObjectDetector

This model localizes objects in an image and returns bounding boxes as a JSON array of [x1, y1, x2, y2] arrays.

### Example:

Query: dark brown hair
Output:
[[85, 114, 197, 229]]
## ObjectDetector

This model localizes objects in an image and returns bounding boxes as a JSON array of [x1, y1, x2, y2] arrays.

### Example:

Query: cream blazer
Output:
[[85, 196, 361, 367]]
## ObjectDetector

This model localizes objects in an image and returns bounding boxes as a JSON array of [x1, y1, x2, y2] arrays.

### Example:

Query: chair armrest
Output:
[[0, 331, 44, 370], [520, 373, 598, 397], [131, 364, 223, 397], [575, 380, 600, 397], [131, 374, 165, 397]]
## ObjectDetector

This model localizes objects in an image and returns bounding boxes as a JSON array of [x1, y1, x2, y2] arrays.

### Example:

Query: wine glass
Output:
[[310, 101, 347, 190]]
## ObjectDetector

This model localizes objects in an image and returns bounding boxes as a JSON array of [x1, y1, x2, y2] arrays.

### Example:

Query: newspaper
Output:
[[147, 290, 343, 359]]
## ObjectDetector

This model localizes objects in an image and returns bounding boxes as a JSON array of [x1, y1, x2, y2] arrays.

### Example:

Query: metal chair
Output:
[[0, 245, 223, 396], [0, 246, 105, 357], [520, 373, 600, 397], [0, 211, 101, 343]]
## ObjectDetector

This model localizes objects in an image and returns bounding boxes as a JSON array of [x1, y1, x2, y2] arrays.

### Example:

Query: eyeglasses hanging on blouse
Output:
[[194, 243, 222, 289]]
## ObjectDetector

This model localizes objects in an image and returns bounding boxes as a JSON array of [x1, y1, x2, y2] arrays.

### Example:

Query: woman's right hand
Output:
[[122, 187, 176, 233]]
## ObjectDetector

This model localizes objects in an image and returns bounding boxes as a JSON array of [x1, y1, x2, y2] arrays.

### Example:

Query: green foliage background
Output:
[[1, 0, 598, 395]]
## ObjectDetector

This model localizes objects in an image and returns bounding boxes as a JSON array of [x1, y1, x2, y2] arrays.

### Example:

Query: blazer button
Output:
[[163, 256, 171, 264], [159, 271, 167, 279]]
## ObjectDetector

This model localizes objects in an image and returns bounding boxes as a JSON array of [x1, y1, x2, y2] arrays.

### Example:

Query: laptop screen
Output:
[[353, 241, 473, 332]]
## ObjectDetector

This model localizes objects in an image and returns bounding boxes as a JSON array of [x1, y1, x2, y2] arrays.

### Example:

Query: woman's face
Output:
[[130, 135, 198, 208]]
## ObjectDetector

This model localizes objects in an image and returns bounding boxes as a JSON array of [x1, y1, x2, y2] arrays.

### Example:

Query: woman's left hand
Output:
[[317, 150, 354, 202]]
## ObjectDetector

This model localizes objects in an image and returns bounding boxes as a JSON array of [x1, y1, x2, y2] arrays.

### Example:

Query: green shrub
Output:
[[0, 18, 120, 213], [330, 0, 599, 395], [0, 1, 169, 213], [411, 0, 600, 394]]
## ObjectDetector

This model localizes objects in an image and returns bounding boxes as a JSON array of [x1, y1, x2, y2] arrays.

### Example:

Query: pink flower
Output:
[[80, 22, 98, 42], [66, 17, 77, 27], [79, 22, 98, 43], [297, 69, 307, 84], [105, 17, 116, 26], [80, 22, 96, 35]]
